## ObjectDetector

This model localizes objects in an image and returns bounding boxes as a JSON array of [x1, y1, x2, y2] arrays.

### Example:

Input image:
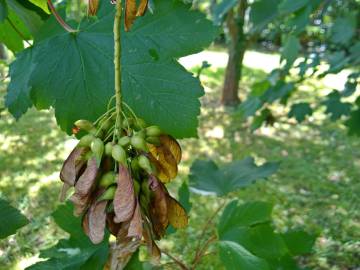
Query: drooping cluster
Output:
[[59, 113, 188, 259]]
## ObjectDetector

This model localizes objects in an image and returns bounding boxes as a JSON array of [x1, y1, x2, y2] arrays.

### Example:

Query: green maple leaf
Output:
[[288, 102, 313, 123], [7, 0, 218, 138], [189, 157, 279, 196], [0, 198, 29, 239], [26, 203, 109, 270]]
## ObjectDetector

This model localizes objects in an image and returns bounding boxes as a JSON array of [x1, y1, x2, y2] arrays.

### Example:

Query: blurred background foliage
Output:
[[0, 0, 359, 269]]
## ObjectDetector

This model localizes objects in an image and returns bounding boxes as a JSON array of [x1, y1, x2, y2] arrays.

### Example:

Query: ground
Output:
[[0, 49, 359, 270]]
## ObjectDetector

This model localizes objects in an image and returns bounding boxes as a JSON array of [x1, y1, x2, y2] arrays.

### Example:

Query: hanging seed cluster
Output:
[[60, 114, 188, 259]]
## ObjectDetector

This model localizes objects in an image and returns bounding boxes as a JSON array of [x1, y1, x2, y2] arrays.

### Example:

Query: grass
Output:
[[0, 51, 359, 270]]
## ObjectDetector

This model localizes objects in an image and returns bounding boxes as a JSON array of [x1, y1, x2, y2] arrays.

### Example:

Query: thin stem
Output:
[[122, 101, 139, 123], [47, 0, 77, 33], [6, 18, 32, 46], [162, 250, 189, 270], [191, 235, 217, 270], [114, 0, 123, 140], [94, 107, 116, 126], [192, 201, 226, 266]]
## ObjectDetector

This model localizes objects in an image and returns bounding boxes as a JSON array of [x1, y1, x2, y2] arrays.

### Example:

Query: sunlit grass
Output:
[[0, 50, 359, 269]]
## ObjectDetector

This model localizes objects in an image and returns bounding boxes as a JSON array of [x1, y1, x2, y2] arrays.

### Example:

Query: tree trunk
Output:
[[221, 0, 247, 106]]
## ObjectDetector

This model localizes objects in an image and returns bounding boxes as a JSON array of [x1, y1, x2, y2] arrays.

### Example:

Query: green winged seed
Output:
[[131, 136, 148, 152], [78, 134, 95, 147], [146, 136, 161, 145], [99, 172, 116, 188], [138, 155, 153, 174], [105, 142, 113, 156], [146, 126, 161, 137], [112, 145, 127, 164], [74, 120, 96, 133], [98, 186, 117, 201], [118, 136, 131, 147]]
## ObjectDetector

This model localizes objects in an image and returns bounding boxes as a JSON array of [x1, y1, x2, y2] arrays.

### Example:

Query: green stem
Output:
[[47, 0, 77, 33], [114, 0, 122, 140]]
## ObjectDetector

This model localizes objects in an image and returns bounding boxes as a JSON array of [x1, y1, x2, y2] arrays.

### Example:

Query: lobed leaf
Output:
[[0, 198, 29, 239], [189, 157, 279, 196], [27, 202, 109, 270], [218, 241, 269, 270], [7, 0, 218, 138]]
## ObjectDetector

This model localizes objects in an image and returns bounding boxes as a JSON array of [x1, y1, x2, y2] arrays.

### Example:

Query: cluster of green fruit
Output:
[[60, 114, 187, 260]]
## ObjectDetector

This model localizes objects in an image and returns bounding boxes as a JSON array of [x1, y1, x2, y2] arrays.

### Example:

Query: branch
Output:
[[192, 201, 225, 265], [191, 235, 217, 270], [47, 0, 77, 33], [162, 250, 189, 270]]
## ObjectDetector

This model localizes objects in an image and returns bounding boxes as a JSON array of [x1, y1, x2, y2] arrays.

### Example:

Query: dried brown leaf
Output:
[[127, 200, 143, 239], [87, 200, 108, 244], [117, 220, 131, 244], [88, 0, 99, 16], [114, 164, 136, 223], [60, 146, 87, 186], [125, 0, 137, 31], [59, 183, 71, 202], [149, 176, 168, 238], [136, 0, 148, 16], [82, 210, 90, 236], [148, 144, 178, 183], [106, 212, 121, 236], [74, 157, 99, 196], [70, 192, 92, 216], [167, 196, 188, 229], [160, 135, 182, 164]]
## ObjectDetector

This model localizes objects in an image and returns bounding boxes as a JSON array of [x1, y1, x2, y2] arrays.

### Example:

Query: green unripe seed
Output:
[[145, 126, 161, 137], [133, 180, 140, 195], [83, 151, 93, 161], [74, 120, 95, 132], [134, 118, 147, 130], [123, 118, 134, 128], [118, 136, 131, 147], [141, 181, 150, 198], [136, 130, 146, 139], [98, 186, 116, 201], [131, 136, 149, 152], [146, 136, 161, 146], [99, 172, 116, 188], [138, 155, 153, 174], [78, 134, 95, 147], [112, 145, 127, 164], [131, 157, 140, 172], [91, 138, 104, 157], [105, 142, 113, 156], [99, 118, 113, 131]]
